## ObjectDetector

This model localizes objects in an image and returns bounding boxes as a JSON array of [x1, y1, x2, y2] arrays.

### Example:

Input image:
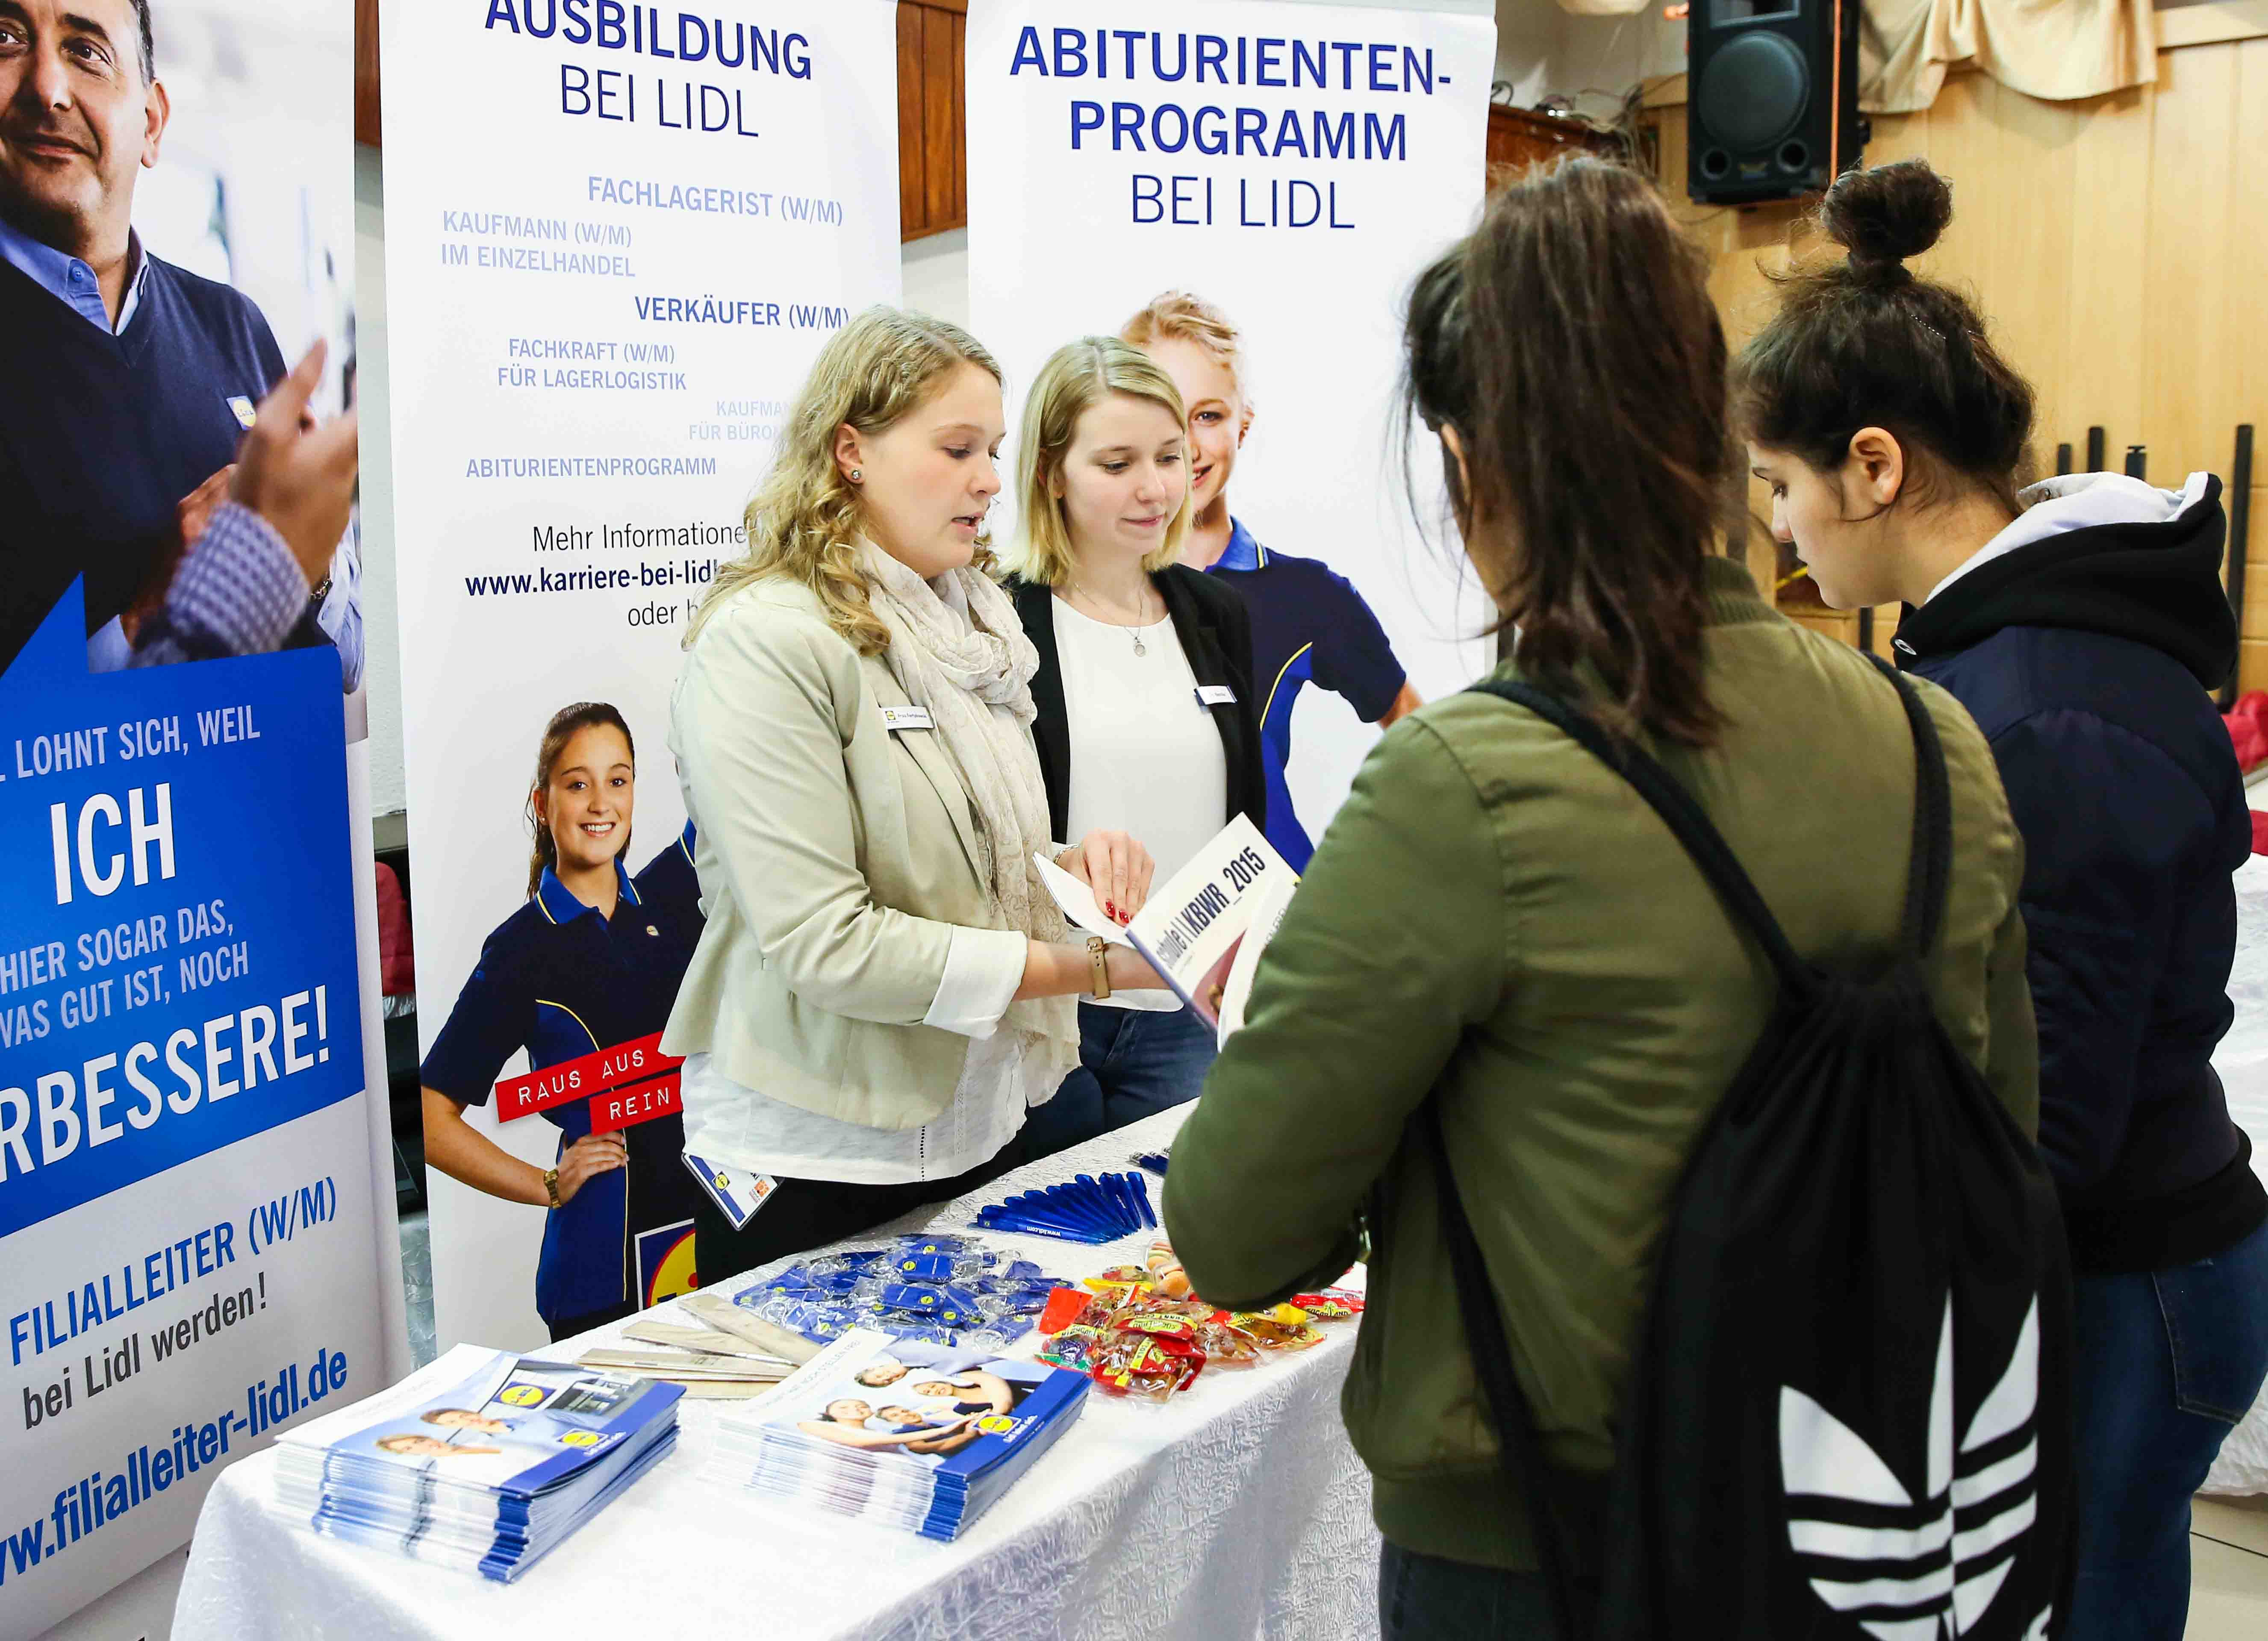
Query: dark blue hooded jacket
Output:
[[1895, 471, 2266, 1273]]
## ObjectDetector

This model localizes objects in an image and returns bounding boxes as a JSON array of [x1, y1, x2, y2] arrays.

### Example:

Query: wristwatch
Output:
[[1086, 935, 1112, 1001], [543, 1167, 561, 1209]]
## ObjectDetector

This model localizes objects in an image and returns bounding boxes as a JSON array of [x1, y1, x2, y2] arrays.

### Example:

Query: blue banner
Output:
[[0, 587, 363, 1241]]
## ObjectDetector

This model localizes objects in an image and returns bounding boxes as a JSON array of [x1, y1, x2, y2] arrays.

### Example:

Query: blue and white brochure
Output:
[[707, 1328, 1087, 1542], [274, 1344, 683, 1581]]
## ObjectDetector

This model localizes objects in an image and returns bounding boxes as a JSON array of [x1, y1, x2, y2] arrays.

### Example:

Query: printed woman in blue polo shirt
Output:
[[1122, 291, 1421, 871], [420, 702, 704, 1341]]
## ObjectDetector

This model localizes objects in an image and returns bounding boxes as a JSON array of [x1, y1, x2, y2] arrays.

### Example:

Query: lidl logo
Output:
[[498, 1383, 548, 1407]]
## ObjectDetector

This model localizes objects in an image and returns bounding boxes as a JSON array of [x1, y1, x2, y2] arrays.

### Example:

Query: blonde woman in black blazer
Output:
[[1003, 338, 1264, 1159]]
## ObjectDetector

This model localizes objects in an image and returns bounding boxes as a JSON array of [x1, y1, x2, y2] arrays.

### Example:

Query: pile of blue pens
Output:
[[975, 1171, 1157, 1244]]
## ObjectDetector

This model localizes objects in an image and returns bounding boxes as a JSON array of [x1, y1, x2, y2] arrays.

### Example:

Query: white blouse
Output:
[[1053, 596, 1231, 1012]]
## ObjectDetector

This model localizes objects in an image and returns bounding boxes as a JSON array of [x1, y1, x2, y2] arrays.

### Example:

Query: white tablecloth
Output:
[[2203, 855, 2268, 1495], [171, 1107, 1382, 1640]]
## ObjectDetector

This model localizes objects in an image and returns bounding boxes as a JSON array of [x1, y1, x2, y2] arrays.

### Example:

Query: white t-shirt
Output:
[[1053, 595, 1231, 1012]]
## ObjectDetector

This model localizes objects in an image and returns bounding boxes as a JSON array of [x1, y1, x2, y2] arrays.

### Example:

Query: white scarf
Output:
[[858, 542, 1079, 1072]]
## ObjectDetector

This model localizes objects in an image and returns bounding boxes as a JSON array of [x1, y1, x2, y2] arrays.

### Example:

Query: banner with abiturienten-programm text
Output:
[[968, 0, 1496, 871]]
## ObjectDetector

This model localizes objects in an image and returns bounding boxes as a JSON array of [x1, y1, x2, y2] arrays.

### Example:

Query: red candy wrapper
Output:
[[1037, 1287, 1094, 1335]]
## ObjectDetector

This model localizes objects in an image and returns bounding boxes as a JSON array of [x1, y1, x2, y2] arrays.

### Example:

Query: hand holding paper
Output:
[[1034, 852, 1134, 946], [1037, 817, 1298, 1042]]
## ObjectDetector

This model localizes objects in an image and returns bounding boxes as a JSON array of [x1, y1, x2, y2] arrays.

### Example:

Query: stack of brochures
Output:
[[274, 1344, 683, 1582], [707, 1328, 1088, 1542]]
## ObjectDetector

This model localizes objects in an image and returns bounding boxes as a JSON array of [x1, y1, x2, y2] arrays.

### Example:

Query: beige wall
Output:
[[1645, 34, 2268, 685]]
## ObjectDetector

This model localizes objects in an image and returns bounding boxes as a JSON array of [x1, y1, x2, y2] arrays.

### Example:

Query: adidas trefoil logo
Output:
[[1779, 1296, 2049, 1640]]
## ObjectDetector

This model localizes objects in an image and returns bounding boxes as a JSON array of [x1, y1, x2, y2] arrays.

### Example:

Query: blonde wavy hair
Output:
[[1003, 338, 1191, 589], [688, 306, 1002, 654], [1119, 289, 1248, 397]]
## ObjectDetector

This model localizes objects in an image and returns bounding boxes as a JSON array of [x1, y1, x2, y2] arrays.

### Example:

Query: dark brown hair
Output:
[[1735, 160, 2035, 509], [525, 703, 634, 896], [1401, 158, 1731, 746]]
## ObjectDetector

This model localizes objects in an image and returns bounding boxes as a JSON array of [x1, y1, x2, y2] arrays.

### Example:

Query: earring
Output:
[[849, 468, 863, 483]]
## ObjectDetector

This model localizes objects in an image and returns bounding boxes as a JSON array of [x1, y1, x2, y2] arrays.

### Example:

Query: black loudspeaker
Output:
[[1688, 1, 1867, 205]]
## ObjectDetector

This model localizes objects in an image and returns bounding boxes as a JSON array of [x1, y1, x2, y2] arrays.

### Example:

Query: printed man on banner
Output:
[[0, 0, 361, 680]]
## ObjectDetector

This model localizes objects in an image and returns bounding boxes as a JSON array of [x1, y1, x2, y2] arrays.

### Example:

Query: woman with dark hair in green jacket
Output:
[[1161, 159, 2040, 1641]]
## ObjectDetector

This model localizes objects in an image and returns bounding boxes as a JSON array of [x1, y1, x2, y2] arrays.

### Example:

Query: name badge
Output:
[[1195, 684, 1237, 708], [879, 704, 934, 732], [226, 394, 257, 430], [682, 1152, 778, 1231]]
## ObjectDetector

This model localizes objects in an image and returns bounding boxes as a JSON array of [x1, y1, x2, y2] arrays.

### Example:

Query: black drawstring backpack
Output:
[[1432, 658, 2074, 1640]]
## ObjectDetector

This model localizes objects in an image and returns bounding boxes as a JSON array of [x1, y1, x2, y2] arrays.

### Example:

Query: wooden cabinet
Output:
[[897, 0, 966, 241], [1485, 103, 1620, 182], [355, 0, 380, 148]]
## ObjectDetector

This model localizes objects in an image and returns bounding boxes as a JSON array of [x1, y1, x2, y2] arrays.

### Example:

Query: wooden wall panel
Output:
[[951, 10, 967, 226], [2230, 41, 2268, 490], [1648, 42, 2266, 686], [897, 4, 926, 236], [2142, 46, 2240, 487], [355, 0, 380, 149], [2056, 84, 2155, 460], [898, 0, 966, 241]]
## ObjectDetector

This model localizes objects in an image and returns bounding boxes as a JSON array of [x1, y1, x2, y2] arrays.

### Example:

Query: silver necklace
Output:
[[1071, 583, 1158, 656]]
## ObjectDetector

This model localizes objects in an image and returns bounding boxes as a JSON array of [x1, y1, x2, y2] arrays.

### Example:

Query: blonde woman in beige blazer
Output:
[[664, 307, 1169, 1280]]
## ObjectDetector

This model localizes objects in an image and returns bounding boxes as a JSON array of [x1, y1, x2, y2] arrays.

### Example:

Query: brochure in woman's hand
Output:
[[1035, 815, 1297, 1041]]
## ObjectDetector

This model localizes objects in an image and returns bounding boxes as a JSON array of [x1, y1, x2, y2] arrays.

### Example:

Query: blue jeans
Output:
[[1378, 1543, 1559, 1641], [1015, 1003, 1216, 1162], [2068, 1215, 2268, 1640]]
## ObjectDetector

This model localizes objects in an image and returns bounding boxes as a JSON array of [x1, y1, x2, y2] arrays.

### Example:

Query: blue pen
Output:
[[1008, 1190, 1107, 1236], [1101, 1172, 1141, 1236], [1072, 1176, 1126, 1236], [1130, 1172, 1158, 1229], [975, 1212, 1110, 1244], [1045, 1182, 1115, 1236], [1011, 1187, 1099, 1232]]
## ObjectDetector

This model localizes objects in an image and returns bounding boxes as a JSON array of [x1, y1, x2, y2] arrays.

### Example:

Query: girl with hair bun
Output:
[[1743, 159, 2268, 1641]]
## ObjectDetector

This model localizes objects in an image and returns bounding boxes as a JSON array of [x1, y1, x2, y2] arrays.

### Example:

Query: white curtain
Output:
[[1861, 0, 2159, 112]]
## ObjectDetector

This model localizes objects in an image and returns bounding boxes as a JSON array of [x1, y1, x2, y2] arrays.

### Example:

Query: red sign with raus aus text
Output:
[[493, 1031, 683, 1129]]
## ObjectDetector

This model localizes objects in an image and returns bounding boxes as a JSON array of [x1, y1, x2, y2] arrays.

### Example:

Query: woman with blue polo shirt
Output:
[[420, 702, 705, 1342], [1122, 291, 1421, 871]]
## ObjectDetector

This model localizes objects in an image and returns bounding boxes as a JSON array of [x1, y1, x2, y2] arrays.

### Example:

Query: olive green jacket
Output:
[[1163, 559, 2036, 1570]]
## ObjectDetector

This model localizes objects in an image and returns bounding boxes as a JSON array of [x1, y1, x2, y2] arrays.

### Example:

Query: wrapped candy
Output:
[[1037, 1323, 1109, 1372], [1233, 1314, 1327, 1351], [1143, 1241, 1193, 1300], [1195, 1319, 1263, 1368], [1092, 1332, 1203, 1400], [1289, 1291, 1366, 1321], [1037, 1288, 1094, 1335], [1083, 1265, 1153, 1293], [1114, 1311, 1200, 1341]]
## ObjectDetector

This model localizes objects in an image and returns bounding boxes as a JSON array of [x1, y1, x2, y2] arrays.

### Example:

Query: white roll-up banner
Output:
[[380, 0, 903, 1353], [0, 2, 392, 1633], [967, 0, 1496, 868]]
